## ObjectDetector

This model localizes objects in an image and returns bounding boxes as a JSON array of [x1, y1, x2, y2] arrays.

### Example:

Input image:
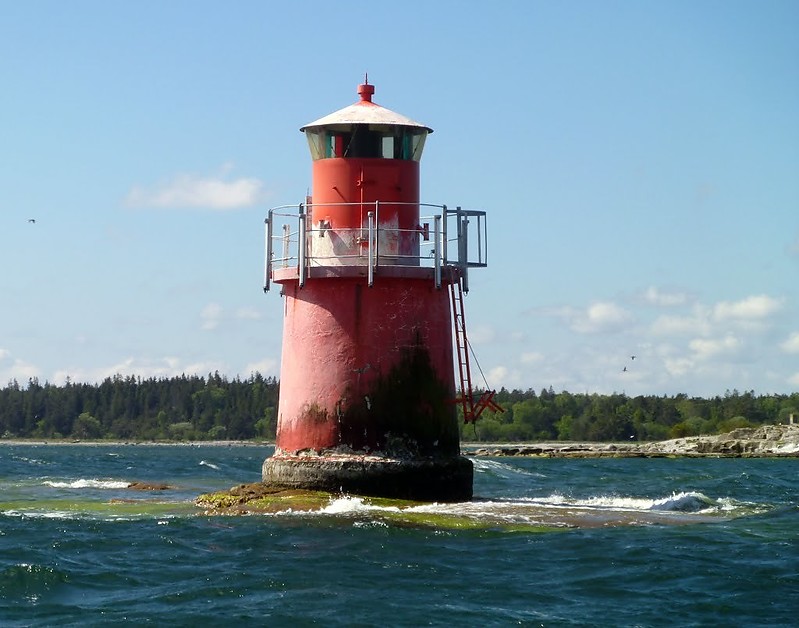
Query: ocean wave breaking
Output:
[[43, 479, 131, 490], [299, 488, 767, 529]]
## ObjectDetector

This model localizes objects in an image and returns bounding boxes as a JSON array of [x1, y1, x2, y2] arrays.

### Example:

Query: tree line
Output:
[[0, 373, 278, 442], [0, 375, 796, 442], [468, 387, 799, 442]]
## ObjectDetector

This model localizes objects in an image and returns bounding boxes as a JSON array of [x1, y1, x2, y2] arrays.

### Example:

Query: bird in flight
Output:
[[630, 355, 636, 360], [27, 218, 36, 223]]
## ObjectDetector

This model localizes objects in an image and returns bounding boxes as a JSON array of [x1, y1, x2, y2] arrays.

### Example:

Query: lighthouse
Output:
[[262, 79, 495, 502]]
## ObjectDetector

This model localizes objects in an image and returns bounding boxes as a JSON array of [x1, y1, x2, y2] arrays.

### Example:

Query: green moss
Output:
[[194, 483, 563, 533], [195, 485, 331, 514], [371, 510, 559, 533], [0, 498, 196, 518]]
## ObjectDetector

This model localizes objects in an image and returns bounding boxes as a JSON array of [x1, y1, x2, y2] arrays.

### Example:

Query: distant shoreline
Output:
[[466, 424, 799, 458], [0, 439, 274, 447], [3, 424, 798, 458]]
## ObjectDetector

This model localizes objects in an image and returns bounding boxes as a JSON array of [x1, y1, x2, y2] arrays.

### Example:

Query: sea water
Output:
[[0, 444, 797, 626]]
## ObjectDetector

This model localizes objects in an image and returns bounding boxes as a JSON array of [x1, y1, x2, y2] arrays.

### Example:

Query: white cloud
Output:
[[780, 332, 799, 354], [652, 295, 783, 338], [53, 356, 227, 385], [689, 335, 740, 360], [126, 171, 267, 210], [199, 303, 262, 330], [243, 358, 278, 377], [485, 365, 512, 389], [200, 302, 223, 330], [0, 356, 40, 384], [466, 324, 495, 345], [571, 302, 632, 334], [713, 295, 782, 321], [643, 286, 689, 307], [235, 307, 261, 320], [789, 373, 799, 386], [651, 309, 711, 336], [520, 351, 544, 364], [664, 356, 694, 377]]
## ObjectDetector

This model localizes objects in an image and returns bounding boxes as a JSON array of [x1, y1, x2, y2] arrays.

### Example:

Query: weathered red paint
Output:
[[276, 272, 457, 454], [310, 158, 420, 259]]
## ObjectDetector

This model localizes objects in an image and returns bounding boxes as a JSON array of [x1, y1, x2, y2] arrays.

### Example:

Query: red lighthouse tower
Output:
[[262, 79, 493, 501]]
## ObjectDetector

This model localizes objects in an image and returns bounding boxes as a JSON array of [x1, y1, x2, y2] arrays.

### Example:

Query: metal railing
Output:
[[263, 201, 488, 292]]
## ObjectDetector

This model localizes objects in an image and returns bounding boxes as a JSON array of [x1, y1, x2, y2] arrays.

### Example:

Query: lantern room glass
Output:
[[304, 125, 428, 162]]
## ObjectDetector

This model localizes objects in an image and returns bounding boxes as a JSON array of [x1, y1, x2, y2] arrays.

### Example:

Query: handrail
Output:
[[263, 214, 272, 292], [298, 206, 307, 288], [262, 201, 489, 291]]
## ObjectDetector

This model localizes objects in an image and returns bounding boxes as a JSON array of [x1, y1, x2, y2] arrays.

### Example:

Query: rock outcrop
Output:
[[469, 424, 799, 458]]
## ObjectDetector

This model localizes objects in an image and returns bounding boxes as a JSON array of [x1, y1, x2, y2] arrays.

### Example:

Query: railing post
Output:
[[373, 200, 380, 265], [477, 213, 485, 265], [263, 212, 272, 292], [459, 211, 469, 294], [434, 214, 442, 288], [281, 223, 290, 267], [441, 204, 448, 265], [367, 211, 375, 287], [298, 203, 306, 288]]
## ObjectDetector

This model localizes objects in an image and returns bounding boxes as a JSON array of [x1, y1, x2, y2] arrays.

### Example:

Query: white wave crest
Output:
[[513, 491, 719, 513], [268, 490, 759, 529], [43, 479, 131, 490], [199, 460, 220, 470], [2, 509, 80, 520], [649, 491, 717, 513], [471, 458, 546, 478], [320, 496, 401, 515]]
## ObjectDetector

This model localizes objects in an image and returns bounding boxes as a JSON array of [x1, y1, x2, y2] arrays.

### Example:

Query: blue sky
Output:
[[1, 1, 797, 397]]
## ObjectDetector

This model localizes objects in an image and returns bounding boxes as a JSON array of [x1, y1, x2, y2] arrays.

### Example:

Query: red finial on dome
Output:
[[357, 73, 374, 102]]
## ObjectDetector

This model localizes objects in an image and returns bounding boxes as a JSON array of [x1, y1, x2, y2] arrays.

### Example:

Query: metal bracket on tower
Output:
[[443, 205, 489, 294]]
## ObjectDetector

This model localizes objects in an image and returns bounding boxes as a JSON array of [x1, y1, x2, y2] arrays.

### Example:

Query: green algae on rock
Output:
[[195, 482, 562, 533]]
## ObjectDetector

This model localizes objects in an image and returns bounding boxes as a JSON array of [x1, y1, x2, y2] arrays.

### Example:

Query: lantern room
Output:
[[300, 80, 432, 265]]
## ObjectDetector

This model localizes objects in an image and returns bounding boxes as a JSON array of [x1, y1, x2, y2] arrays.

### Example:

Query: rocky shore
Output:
[[468, 424, 799, 458]]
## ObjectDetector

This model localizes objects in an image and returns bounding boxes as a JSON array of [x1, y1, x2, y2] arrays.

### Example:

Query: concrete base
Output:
[[262, 453, 473, 502]]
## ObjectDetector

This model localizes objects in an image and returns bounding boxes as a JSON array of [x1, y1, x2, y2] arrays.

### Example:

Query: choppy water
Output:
[[1, 444, 797, 626]]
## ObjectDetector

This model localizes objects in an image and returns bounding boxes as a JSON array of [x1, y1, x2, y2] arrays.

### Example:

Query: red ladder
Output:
[[449, 275, 503, 424]]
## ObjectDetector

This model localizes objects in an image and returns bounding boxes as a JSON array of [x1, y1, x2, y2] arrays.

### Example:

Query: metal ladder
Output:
[[449, 275, 503, 424]]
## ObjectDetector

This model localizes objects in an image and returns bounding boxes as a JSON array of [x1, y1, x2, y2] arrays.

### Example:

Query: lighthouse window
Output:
[[326, 133, 350, 158], [305, 129, 325, 160], [410, 133, 427, 161], [346, 126, 381, 158], [305, 127, 428, 161], [381, 136, 394, 159], [379, 129, 428, 160]]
